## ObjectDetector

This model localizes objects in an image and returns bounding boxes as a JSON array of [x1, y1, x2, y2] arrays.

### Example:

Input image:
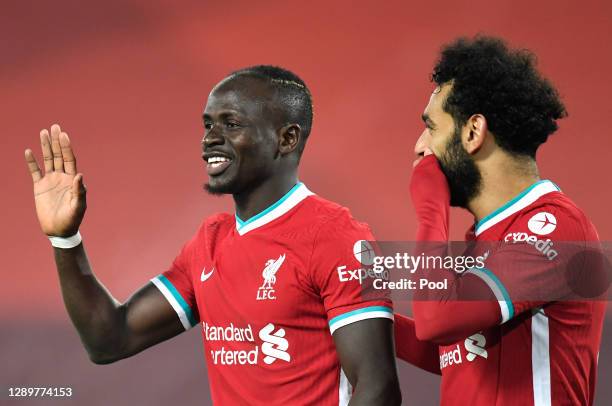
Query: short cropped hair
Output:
[[229, 65, 313, 154]]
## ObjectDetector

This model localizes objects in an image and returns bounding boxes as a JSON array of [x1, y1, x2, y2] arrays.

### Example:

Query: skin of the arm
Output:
[[54, 244, 185, 363], [25, 124, 186, 364], [333, 318, 402, 405]]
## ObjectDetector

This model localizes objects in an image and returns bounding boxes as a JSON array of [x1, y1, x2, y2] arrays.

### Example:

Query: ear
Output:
[[462, 114, 487, 154], [278, 124, 301, 156]]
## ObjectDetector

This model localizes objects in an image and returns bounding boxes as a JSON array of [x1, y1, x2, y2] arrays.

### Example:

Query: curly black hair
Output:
[[432, 35, 567, 157]]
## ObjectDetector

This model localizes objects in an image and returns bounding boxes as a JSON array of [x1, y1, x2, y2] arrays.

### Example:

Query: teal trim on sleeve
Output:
[[158, 274, 198, 327], [328, 305, 393, 328], [477, 267, 515, 320]]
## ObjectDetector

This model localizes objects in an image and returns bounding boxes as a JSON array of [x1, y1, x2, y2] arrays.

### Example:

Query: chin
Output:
[[204, 180, 236, 196]]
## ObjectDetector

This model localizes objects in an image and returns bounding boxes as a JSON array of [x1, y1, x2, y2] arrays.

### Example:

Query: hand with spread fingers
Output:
[[25, 124, 86, 237]]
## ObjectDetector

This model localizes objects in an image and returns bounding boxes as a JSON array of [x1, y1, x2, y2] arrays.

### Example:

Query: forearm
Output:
[[349, 376, 402, 406], [53, 243, 127, 361], [413, 295, 500, 344], [411, 252, 500, 344], [394, 314, 441, 374], [27, 126, 184, 363], [410, 155, 500, 343]]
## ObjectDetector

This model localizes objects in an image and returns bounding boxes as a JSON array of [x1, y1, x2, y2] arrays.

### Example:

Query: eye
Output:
[[204, 121, 213, 130], [226, 121, 240, 129]]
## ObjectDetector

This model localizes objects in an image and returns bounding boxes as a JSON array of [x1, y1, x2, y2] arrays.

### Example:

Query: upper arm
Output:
[[414, 205, 594, 344], [309, 213, 399, 403], [309, 214, 393, 334], [333, 318, 401, 405], [466, 205, 592, 321], [116, 235, 202, 361], [118, 281, 187, 360]]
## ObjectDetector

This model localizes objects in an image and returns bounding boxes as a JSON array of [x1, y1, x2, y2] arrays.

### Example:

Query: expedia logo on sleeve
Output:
[[504, 212, 560, 261], [527, 212, 557, 235], [353, 240, 375, 266], [337, 240, 389, 284], [504, 232, 559, 260]]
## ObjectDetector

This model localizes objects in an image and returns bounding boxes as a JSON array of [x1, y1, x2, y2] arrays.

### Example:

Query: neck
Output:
[[233, 172, 299, 221], [467, 156, 540, 222]]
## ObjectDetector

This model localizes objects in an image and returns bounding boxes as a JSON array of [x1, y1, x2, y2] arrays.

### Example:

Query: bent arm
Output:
[[55, 244, 184, 364], [393, 314, 441, 374], [412, 290, 500, 345], [333, 318, 402, 406], [410, 155, 501, 344]]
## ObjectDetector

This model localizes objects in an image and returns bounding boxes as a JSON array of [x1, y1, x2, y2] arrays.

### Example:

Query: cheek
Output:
[[430, 136, 446, 158], [431, 129, 455, 158], [235, 133, 276, 169]]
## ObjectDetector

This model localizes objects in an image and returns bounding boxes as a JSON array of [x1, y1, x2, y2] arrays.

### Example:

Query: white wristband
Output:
[[49, 231, 82, 249]]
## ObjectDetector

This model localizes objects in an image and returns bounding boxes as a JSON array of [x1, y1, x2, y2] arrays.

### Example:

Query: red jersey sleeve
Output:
[[151, 227, 202, 330], [394, 314, 441, 374], [309, 210, 393, 335], [466, 204, 595, 323]]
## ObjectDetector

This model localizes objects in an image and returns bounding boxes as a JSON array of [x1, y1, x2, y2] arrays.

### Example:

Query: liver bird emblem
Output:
[[261, 254, 286, 289]]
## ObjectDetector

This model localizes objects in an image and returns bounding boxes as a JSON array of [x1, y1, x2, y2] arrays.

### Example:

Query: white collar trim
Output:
[[475, 180, 560, 237], [235, 182, 314, 236]]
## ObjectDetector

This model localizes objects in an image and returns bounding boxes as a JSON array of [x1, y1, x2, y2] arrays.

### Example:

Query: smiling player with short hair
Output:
[[25, 65, 400, 405]]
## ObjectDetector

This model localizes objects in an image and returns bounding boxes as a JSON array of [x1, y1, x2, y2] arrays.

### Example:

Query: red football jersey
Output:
[[438, 179, 606, 405], [151, 183, 393, 405]]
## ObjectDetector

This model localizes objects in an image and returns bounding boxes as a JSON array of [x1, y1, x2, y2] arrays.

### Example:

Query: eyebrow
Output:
[[202, 110, 242, 120], [421, 113, 435, 127]]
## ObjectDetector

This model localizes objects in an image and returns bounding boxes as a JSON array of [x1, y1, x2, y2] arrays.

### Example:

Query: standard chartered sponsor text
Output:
[[203, 322, 290, 366]]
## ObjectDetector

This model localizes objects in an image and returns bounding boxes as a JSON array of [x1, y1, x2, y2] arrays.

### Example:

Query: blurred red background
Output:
[[2, 0, 611, 404]]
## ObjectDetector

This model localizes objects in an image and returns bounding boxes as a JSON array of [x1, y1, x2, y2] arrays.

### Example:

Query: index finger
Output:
[[60, 132, 77, 175], [24, 149, 42, 182]]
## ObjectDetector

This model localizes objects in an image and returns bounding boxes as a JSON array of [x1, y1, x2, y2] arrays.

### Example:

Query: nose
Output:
[[202, 125, 224, 150], [414, 130, 432, 157]]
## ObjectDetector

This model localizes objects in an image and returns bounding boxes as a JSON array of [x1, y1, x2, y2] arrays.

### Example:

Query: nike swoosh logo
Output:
[[201, 267, 215, 282]]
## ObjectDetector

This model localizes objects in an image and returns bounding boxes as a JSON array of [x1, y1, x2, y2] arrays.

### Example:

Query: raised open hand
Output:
[[25, 124, 86, 237]]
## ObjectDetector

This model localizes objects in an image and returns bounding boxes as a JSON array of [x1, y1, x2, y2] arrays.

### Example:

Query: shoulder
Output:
[[294, 196, 375, 258], [513, 191, 598, 241], [187, 213, 235, 245], [303, 195, 373, 239], [201, 212, 235, 231]]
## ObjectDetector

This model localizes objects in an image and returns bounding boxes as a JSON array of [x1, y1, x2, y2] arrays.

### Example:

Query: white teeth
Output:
[[207, 156, 230, 164]]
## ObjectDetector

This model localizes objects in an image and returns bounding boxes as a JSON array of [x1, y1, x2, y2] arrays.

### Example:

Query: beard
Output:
[[437, 126, 482, 208], [204, 182, 231, 196], [203, 165, 268, 197], [203, 168, 242, 196]]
